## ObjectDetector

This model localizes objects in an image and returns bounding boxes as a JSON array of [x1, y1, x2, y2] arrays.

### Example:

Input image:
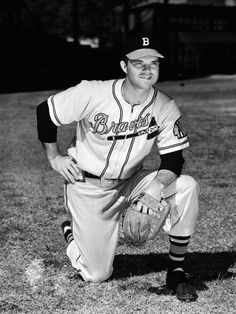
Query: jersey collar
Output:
[[115, 78, 155, 109]]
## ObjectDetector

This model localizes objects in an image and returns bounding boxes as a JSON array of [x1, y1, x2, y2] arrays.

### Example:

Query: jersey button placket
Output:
[[108, 105, 135, 178], [117, 104, 140, 178]]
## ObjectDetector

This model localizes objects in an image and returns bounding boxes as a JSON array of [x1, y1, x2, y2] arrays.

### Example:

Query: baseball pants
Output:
[[64, 169, 199, 283]]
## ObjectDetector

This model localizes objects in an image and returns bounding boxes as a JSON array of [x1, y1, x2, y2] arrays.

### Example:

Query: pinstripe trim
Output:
[[64, 181, 70, 212], [117, 88, 157, 179], [51, 96, 63, 125], [117, 137, 135, 179], [100, 141, 117, 177], [140, 88, 158, 117], [159, 139, 189, 152], [100, 80, 123, 177]]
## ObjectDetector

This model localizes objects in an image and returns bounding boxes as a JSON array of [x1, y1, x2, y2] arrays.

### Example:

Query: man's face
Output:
[[122, 55, 160, 89]]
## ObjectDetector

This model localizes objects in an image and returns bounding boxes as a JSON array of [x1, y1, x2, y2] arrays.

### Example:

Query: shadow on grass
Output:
[[113, 251, 236, 292]]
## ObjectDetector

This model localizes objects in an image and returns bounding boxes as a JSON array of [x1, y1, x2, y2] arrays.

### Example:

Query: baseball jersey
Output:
[[48, 79, 189, 179]]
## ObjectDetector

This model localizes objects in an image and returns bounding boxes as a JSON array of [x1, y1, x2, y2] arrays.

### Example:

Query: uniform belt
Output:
[[83, 171, 100, 179], [83, 171, 122, 182]]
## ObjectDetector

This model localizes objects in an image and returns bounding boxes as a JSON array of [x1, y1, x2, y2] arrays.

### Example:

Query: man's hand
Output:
[[119, 194, 171, 246], [49, 155, 81, 184]]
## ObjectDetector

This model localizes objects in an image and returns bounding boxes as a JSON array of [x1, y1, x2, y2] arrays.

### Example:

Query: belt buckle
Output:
[[75, 169, 86, 182]]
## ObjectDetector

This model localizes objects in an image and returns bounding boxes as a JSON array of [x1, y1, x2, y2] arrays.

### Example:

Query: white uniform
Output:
[[48, 78, 199, 282]]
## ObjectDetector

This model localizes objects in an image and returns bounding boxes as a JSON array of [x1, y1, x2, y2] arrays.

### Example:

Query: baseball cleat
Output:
[[166, 270, 198, 302]]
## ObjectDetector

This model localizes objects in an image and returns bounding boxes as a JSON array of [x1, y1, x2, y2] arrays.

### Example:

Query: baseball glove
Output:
[[119, 193, 171, 246]]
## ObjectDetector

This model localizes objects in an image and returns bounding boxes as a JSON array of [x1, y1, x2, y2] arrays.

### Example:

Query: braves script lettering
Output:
[[93, 113, 150, 135]]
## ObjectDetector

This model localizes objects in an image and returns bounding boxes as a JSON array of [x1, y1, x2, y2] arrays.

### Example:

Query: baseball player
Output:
[[36, 35, 199, 302]]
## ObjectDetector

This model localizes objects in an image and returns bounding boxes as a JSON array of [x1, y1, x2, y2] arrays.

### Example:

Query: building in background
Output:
[[1, 0, 236, 92], [128, 2, 236, 79]]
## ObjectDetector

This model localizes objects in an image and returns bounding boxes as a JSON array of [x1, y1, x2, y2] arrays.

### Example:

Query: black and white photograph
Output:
[[0, 1, 235, 313]]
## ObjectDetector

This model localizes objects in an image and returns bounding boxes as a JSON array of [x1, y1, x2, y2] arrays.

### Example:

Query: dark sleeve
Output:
[[36, 100, 57, 142], [158, 150, 185, 176]]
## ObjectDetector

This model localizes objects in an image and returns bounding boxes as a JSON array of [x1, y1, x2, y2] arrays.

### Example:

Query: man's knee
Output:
[[177, 175, 200, 222], [67, 241, 113, 283], [85, 268, 113, 283]]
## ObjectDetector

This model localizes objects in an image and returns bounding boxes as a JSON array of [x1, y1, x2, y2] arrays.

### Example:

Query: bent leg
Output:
[[119, 171, 199, 237], [64, 179, 124, 283], [162, 175, 200, 236], [162, 175, 200, 301]]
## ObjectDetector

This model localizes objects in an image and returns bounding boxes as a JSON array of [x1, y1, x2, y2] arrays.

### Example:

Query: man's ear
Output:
[[120, 60, 127, 74]]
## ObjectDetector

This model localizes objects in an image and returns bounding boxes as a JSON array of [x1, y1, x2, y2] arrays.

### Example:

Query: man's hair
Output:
[[121, 55, 129, 65]]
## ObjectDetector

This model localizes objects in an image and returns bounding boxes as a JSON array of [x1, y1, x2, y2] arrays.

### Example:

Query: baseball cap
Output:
[[123, 35, 164, 59]]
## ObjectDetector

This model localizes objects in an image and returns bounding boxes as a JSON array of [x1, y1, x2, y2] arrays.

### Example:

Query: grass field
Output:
[[0, 75, 235, 313]]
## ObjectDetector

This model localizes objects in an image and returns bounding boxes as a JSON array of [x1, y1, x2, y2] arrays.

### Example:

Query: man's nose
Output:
[[142, 64, 152, 71]]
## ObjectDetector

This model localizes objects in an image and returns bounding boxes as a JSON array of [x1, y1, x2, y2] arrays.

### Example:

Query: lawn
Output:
[[0, 75, 235, 313]]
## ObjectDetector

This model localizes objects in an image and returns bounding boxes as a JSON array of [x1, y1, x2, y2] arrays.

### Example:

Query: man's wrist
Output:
[[48, 154, 59, 161], [156, 170, 177, 189], [41, 142, 60, 163]]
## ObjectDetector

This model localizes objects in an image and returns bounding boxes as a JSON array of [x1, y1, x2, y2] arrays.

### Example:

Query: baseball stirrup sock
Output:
[[168, 235, 190, 272], [61, 221, 73, 244]]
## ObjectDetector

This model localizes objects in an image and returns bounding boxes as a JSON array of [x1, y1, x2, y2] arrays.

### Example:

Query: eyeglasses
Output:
[[127, 58, 160, 70]]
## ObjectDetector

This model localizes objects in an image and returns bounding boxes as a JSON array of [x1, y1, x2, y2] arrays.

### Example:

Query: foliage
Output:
[[2, 0, 126, 38], [1, 0, 236, 39], [77, 0, 124, 37]]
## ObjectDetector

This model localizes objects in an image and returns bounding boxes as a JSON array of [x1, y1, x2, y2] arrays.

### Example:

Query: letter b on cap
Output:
[[142, 37, 149, 46]]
